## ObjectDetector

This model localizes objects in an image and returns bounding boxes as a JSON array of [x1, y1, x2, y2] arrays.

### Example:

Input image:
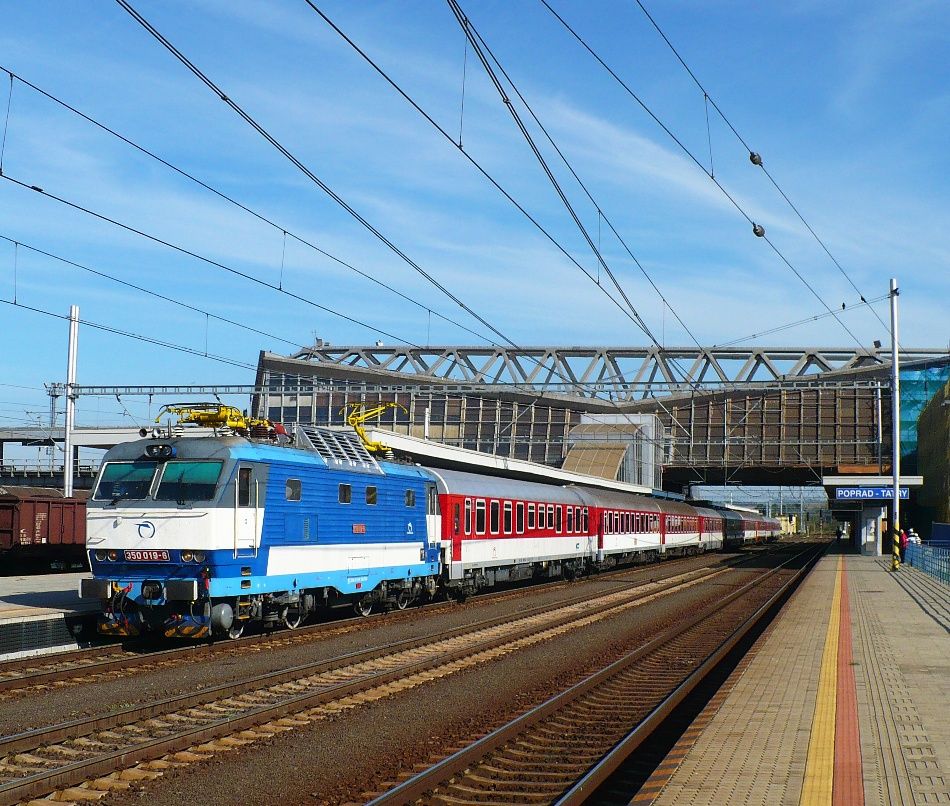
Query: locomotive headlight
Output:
[[95, 550, 108, 562], [181, 550, 194, 563], [107, 550, 119, 561], [193, 551, 206, 563]]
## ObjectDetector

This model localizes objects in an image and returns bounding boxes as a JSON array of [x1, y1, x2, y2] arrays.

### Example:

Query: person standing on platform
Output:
[[835, 526, 843, 543], [899, 528, 909, 563]]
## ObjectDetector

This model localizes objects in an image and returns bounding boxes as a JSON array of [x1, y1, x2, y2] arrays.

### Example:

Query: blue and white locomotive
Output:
[[82, 415, 440, 638]]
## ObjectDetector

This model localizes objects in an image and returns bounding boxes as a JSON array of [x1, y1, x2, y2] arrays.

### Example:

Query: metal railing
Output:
[[0, 462, 100, 477], [906, 543, 950, 585]]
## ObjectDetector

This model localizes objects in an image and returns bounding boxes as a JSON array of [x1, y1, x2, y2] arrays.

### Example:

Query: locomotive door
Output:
[[233, 465, 260, 558]]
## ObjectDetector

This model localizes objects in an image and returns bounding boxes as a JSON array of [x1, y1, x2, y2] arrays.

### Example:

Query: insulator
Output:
[[752, 222, 765, 237], [749, 151, 763, 166]]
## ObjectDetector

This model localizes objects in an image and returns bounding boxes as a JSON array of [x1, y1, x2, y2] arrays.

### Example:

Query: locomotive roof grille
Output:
[[294, 426, 382, 474]]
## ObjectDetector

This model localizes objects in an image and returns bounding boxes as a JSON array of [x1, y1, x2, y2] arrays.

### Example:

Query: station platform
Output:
[[0, 573, 98, 660], [644, 549, 950, 806]]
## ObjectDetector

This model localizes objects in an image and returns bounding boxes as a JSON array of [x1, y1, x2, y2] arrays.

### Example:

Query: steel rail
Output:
[[366, 542, 824, 805], [0, 559, 750, 805], [0, 552, 735, 695]]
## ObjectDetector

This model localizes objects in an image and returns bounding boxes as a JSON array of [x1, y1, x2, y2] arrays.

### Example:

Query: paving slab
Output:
[[647, 549, 950, 806]]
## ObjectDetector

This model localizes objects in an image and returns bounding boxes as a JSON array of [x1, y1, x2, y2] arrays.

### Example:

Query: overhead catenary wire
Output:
[[536, 0, 870, 351], [0, 172, 423, 347], [1, 298, 257, 370], [459, 14, 706, 355], [0, 64, 486, 344], [630, 0, 889, 332], [0, 234, 306, 351], [114, 0, 702, 466]]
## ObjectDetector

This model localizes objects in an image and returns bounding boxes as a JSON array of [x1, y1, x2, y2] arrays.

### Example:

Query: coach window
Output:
[[490, 501, 500, 534], [537, 504, 545, 530], [567, 506, 574, 534], [365, 486, 377, 505], [503, 502, 513, 534], [516, 502, 525, 534], [405, 489, 416, 507], [556, 505, 563, 534], [547, 504, 555, 530], [453, 503, 461, 534], [285, 479, 301, 502], [338, 483, 352, 504], [238, 467, 252, 507], [475, 500, 486, 534], [582, 507, 589, 533], [465, 499, 472, 534], [527, 503, 535, 530]]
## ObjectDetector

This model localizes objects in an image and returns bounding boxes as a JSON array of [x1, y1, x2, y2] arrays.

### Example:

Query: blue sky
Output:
[[1, 0, 948, 438]]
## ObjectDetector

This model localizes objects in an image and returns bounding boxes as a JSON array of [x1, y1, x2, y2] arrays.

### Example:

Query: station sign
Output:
[[834, 487, 909, 500]]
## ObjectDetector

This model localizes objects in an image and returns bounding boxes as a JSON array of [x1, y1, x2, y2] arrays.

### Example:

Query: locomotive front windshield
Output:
[[155, 461, 223, 502], [93, 461, 158, 501]]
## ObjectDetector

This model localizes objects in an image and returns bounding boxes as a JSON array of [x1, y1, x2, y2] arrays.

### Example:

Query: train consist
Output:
[[80, 405, 780, 638]]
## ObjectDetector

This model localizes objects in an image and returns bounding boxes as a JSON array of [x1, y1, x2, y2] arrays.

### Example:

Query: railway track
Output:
[[0, 556, 757, 805], [0, 551, 746, 699], [364, 542, 824, 805]]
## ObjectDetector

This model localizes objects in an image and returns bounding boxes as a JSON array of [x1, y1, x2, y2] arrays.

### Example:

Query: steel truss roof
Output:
[[286, 345, 949, 399]]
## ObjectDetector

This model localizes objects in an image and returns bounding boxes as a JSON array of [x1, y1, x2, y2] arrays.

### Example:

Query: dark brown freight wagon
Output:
[[0, 486, 88, 572]]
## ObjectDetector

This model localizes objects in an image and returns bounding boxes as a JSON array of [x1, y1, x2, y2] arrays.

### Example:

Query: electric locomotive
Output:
[[81, 407, 440, 638]]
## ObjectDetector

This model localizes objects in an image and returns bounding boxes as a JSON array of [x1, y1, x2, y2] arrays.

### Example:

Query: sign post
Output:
[[889, 278, 901, 571]]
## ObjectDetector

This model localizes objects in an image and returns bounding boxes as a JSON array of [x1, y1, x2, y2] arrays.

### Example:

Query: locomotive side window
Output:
[[365, 486, 377, 505], [338, 483, 352, 504], [516, 502, 525, 534], [285, 479, 301, 502], [238, 467, 253, 507], [503, 502, 513, 534], [405, 489, 416, 507], [490, 501, 500, 534], [465, 499, 472, 534], [475, 500, 486, 534]]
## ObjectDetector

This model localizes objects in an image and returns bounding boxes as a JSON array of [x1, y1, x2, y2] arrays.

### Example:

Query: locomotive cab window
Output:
[[338, 483, 352, 504], [405, 489, 416, 508], [285, 478, 301, 502], [94, 461, 157, 502], [365, 486, 377, 505]]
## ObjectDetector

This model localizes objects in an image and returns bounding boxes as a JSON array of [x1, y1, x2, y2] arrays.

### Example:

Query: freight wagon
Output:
[[0, 487, 88, 572]]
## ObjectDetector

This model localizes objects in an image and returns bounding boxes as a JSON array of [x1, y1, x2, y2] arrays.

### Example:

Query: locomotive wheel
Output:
[[283, 606, 304, 629], [227, 621, 245, 640], [394, 590, 411, 611], [354, 596, 373, 617]]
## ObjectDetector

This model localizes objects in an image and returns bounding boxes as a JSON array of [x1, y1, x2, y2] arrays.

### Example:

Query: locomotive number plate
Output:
[[124, 549, 169, 562]]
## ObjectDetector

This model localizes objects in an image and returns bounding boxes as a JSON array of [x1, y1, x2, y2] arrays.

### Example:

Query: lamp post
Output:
[[889, 280, 901, 571]]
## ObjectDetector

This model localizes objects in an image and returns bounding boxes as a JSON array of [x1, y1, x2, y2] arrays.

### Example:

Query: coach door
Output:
[[425, 484, 440, 563], [233, 465, 260, 558]]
